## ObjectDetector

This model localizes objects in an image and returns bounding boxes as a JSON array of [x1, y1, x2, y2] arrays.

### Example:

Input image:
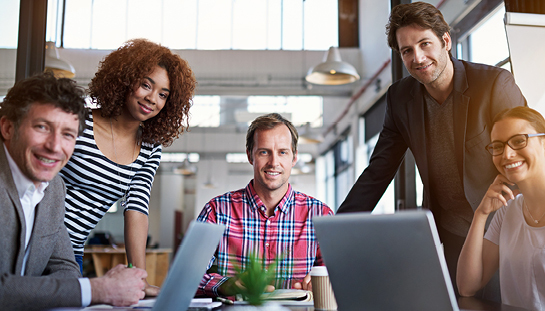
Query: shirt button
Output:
[[266, 220, 271, 225], [265, 243, 270, 247]]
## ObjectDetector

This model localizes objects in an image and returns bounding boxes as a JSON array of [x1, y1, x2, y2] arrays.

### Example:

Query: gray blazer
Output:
[[0, 145, 83, 311]]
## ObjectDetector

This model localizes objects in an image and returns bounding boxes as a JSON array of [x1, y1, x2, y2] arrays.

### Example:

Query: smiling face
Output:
[[247, 124, 297, 198], [0, 103, 80, 186], [125, 65, 170, 122], [396, 24, 452, 90], [491, 117, 545, 185]]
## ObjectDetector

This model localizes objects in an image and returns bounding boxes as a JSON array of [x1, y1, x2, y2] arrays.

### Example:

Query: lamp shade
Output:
[[299, 122, 324, 144], [44, 41, 76, 78], [305, 46, 360, 85], [173, 158, 197, 176]]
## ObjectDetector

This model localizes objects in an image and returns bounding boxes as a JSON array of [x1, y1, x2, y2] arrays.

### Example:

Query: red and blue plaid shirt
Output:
[[196, 181, 333, 297]]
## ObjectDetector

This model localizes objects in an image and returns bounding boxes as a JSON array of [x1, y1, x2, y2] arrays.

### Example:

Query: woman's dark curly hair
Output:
[[89, 38, 196, 147]]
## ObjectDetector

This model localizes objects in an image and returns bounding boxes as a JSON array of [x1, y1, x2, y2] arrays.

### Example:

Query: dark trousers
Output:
[[75, 254, 83, 276], [437, 226, 465, 297], [438, 226, 501, 302]]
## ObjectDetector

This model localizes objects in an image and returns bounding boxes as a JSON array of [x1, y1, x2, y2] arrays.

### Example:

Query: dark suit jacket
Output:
[[338, 58, 526, 219], [0, 145, 82, 311]]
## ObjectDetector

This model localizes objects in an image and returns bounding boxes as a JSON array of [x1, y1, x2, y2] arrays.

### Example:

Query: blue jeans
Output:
[[75, 254, 83, 276]]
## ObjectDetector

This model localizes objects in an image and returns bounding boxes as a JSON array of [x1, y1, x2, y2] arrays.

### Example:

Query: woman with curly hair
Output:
[[59, 39, 196, 296]]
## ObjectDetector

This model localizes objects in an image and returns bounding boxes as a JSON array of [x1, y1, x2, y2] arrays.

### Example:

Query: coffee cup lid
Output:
[[310, 265, 329, 276]]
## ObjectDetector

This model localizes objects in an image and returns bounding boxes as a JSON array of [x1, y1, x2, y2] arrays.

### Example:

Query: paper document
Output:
[[234, 289, 313, 306], [127, 298, 221, 309]]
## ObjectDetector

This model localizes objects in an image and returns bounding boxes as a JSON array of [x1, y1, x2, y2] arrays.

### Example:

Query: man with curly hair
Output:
[[0, 72, 147, 310], [59, 39, 196, 296]]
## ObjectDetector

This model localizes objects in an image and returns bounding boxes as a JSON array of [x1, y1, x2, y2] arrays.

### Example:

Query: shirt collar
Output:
[[3, 143, 48, 198], [246, 180, 294, 214]]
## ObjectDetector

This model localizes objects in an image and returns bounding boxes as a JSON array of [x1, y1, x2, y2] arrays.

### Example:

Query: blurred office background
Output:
[[0, 0, 542, 251]]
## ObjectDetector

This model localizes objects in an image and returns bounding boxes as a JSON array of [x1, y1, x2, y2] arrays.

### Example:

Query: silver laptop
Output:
[[152, 220, 225, 311], [313, 210, 459, 311], [47, 221, 224, 311]]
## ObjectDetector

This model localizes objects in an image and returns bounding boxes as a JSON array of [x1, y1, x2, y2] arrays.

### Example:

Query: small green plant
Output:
[[234, 252, 278, 306]]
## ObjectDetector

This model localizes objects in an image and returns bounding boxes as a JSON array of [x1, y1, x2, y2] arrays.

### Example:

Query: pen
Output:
[[217, 297, 234, 305]]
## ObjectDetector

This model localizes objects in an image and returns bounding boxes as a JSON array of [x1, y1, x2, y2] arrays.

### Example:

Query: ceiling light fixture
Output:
[[44, 41, 76, 78], [305, 46, 360, 85], [173, 156, 197, 176], [299, 122, 324, 144]]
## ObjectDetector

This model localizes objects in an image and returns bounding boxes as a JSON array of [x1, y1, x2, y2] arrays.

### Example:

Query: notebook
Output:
[[313, 210, 459, 311]]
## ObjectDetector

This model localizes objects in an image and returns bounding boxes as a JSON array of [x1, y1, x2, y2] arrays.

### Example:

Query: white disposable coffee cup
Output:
[[310, 266, 337, 310]]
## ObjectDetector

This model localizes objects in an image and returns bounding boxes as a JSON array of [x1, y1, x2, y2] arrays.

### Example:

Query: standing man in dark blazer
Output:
[[0, 73, 147, 311], [337, 1, 526, 291]]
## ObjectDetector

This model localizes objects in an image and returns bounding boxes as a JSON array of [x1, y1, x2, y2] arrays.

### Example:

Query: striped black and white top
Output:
[[59, 112, 162, 256]]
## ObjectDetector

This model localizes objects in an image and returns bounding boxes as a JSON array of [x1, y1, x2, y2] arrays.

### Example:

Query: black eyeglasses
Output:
[[485, 133, 545, 156]]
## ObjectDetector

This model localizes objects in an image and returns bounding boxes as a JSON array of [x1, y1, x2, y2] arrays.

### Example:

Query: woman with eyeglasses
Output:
[[457, 106, 545, 311]]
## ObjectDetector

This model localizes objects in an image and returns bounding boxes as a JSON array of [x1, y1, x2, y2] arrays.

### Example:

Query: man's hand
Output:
[[218, 277, 275, 296], [144, 280, 160, 297], [292, 273, 312, 290], [90, 264, 147, 306], [218, 276, 238, 296]]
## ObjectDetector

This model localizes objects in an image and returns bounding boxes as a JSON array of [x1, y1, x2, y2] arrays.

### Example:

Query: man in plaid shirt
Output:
[[197, 113, 333, 297]]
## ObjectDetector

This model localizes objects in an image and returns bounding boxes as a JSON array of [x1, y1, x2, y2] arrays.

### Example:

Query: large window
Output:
[[316, 131, 352, 212], [363, 134, 395, 214], [247, 96, 323, 127], [468, 6, 509, 66], [190, 96, 222, 127], [333, 133, 353, 210], [0, 1, 20, 48], [41, 0, 338, 51], [457, 5, 510, 68], [190, 95, 323, 128], [316, 149, 335, 209]]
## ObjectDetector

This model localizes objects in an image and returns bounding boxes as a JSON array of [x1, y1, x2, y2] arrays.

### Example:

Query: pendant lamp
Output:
[[44, 41, 76, 78], [174, 156, 197, 176], [305, 46, 360, 85]]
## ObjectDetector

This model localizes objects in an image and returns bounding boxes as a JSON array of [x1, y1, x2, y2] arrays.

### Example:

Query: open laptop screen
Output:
[[313, 210, 459, 311]]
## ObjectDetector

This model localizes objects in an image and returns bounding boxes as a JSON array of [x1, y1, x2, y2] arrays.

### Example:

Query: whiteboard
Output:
[[505, 12, 545, 114]]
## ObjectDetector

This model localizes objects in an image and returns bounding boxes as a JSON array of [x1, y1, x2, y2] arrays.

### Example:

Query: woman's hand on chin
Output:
[[477, 175, 516, 216]]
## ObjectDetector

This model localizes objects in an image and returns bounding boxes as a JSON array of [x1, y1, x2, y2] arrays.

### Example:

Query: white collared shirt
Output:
[[4, 144, 47, 274], [3, 143, 91, 307]]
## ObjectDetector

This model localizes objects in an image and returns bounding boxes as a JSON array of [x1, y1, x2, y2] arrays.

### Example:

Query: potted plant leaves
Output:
[[226, 252, 290, 310]]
